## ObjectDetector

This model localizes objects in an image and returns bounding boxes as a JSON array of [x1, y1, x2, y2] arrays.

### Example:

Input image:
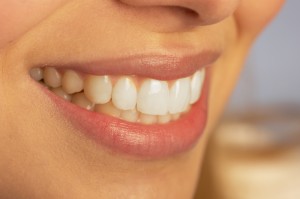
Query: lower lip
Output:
[[41, 72, 209, 159]]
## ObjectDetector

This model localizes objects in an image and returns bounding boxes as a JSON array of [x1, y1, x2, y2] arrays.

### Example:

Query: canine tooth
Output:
[[43, 67, 61, 88], [120, 109, 139, 122], [95, 102, 121, 117], [137, 79, 169, 115], [158, 115, 171, 124], [51, 87, 71, 101], [140, 114, 157, 125], [190, 69, 205, 104], [62, 70, 83, 94], [112, 77, 137, 111], [71, 93, 94, 111], [84, 75, 112, 104], [30, 68, 43, 81], [169, 77, 191, 114]]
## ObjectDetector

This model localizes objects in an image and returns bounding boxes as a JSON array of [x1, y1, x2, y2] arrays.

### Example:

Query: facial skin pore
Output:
[[0, 0, 284, 198]]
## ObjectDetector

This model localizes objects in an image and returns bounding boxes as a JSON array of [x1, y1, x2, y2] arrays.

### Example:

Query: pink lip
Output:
[[43, 75, 208, 158], [34, 51, 215, 158], [45, 51, 219, 80]]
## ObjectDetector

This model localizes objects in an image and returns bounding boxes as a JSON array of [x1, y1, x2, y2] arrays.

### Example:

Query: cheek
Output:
[[235, 0, 285, 37], [0, 0, 67, 48]]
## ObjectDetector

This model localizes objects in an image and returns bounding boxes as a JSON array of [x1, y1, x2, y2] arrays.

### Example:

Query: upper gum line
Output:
[[31, 67, 204, 90], [30, 67, 205, 124]]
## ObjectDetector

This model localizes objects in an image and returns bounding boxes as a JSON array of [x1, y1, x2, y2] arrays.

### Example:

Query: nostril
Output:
[[116, 0, 203, 32], [168, 6, 199, 18], [118, 0, 240, 27], [118, 0, 199, 19]]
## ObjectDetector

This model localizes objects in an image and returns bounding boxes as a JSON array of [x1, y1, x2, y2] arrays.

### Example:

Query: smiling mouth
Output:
[[29, 52, 217, 158], [30, 66, 205, 124]]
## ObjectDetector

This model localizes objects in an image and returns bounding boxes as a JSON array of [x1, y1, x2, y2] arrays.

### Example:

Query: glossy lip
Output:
[[42, 51, 220, 80], [42, 73, 209, 158], [34, 51, 215, 158]]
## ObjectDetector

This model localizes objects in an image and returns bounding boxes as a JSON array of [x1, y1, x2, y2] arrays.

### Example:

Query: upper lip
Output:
[[42, 50, 220, 80]]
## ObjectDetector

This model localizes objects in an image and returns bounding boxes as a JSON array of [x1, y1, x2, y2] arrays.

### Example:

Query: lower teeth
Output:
[[52, 87, 188, 124]]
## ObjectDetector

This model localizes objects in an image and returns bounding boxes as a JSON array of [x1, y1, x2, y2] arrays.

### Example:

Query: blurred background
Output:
[[227, 0, 300, 112], [196, 1, 300, 199]]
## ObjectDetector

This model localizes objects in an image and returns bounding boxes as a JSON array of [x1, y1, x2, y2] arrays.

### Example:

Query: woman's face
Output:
[[0, 0, 283, 198]]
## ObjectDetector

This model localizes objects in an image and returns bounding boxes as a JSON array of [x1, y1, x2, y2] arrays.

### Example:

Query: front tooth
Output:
[[51, 87, 71, 101], [43, 67, 62, 88], [120, 109, 139, 122], [137, 79, 169, 115], [30, 68, 43, 81], [139, 114, 157, 125], [169, 77, 191, 114], [171, 113, 180, 121], [158, 115, 171, 124], [190, 69, 205, 104], [84, 75, 112, 104], [62, 70, 83, 94], [71, 93, 94, 110], [112, 77, 137, 111], [95, 102, 121, 117]]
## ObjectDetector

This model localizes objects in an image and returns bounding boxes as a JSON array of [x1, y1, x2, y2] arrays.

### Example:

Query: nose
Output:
[[120, 0, 240, 27]]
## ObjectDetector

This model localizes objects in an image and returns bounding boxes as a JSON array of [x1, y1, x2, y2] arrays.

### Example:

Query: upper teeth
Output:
[[84, 75, 113, 104], [113, 77, 138, 111], [30, 67, 205, 124], [137, 79, 169, 115]]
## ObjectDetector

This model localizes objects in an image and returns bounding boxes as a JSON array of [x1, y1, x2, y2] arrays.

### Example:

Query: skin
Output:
[[0, 0, 284, 198]]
